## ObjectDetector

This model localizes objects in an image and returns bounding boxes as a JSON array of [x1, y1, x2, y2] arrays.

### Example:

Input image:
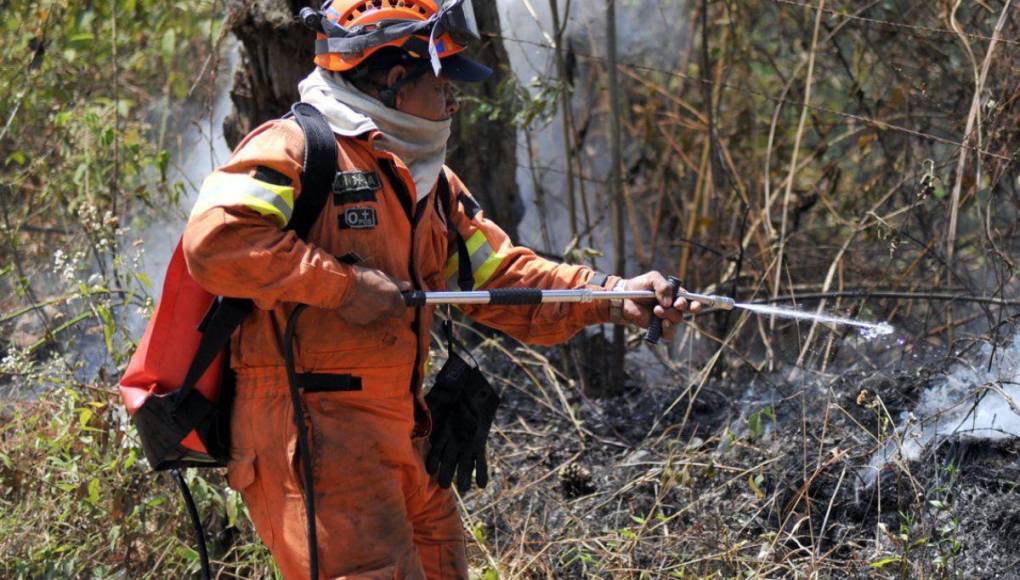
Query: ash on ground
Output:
[[454, 326, 1020, 578]]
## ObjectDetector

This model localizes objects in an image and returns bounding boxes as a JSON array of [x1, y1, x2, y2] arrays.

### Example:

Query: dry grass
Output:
[[454, 319, 1020, 578]]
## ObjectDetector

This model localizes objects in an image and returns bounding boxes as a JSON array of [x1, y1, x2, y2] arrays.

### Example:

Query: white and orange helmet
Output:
[[302, 0, 492, 82]]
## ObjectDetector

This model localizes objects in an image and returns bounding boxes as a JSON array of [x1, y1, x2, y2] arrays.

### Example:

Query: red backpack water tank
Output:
[[119, 239, 238, 469]]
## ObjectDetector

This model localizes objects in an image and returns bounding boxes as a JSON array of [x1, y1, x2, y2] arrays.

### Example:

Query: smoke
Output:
[[136, 42, 237, 294], [0, 43, 239, 393], [862, 333, 1020, 485], [495, 0, 690, 269], [109, 41, 239, 357]]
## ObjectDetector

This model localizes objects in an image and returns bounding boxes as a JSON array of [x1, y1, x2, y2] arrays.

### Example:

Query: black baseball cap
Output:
[[439, 52, 493, 82]]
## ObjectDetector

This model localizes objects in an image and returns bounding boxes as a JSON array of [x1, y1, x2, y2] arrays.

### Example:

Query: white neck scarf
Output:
[[298, 67, 451, 200]]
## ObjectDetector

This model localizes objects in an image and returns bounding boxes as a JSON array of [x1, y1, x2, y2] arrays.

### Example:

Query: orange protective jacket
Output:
[[181, 119, 619, 578], [182, 119, 619, 389]]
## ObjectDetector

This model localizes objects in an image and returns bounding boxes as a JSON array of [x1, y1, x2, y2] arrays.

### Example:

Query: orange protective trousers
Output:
[[226, 369, 467, 579]]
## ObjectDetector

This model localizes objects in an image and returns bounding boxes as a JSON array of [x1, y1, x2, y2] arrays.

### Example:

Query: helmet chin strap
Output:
[[378, 62, 432, 109]]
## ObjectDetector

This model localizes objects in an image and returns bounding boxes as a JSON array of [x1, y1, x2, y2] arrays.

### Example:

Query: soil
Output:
[[462, 326, 1020, 578]]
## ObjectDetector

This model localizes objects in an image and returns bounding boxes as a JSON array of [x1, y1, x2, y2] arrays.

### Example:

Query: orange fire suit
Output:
[[182, 118, 620, 579]]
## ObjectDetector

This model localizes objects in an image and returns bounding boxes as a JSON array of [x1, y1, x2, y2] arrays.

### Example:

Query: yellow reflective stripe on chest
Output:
[[444, 230, 506, 290], [191, 172, 296, 228]]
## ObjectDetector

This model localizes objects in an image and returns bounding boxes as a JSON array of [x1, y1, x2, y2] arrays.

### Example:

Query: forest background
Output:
[[2, 0, 1020, 577]]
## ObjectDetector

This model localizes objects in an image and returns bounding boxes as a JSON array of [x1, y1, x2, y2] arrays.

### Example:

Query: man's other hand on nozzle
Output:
[[619, 271, 703, 341]]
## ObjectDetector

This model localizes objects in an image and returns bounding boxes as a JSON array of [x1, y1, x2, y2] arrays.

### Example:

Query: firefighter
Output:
[[182, 0, 698, 577]]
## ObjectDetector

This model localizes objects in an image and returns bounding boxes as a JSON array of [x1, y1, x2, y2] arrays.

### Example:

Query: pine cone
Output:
[[559, 462, 596, 499]]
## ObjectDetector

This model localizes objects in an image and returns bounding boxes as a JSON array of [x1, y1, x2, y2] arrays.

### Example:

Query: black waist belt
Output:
[[296, 373, 363, 393]]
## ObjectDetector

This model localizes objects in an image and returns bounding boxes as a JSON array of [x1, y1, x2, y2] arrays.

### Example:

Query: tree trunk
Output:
[[224, 0, 316, 149], [223, 0, 521, 240]]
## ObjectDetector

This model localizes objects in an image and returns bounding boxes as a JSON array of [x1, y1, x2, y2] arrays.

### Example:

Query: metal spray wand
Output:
[[401, 276, 729, 344]]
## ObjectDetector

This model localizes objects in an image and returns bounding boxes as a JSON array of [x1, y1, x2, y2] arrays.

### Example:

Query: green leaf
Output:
[[107, 525, 122, 552], [156, 149, 170, 182], [226, 490, 239, 529], [73, 163, 89, 186], [96, 304, 115, 354], [87, 477, 101, 505], [67, 32, 95, 47], [177, 545, 198, 562], [116, 99, 134, 117], [870, 556, 901, 568], [79, 407, 93, 429], [747, 411, 763, 439], [748, 474, 765, 499], [53, 110, 73, 127], [134, 271, 152, 289], [122, 448, 137, 471], [100, 126, 115, 148], [6, 150, 26, 166], [747, 406, 774, 439], [161, 29, 177, 62]]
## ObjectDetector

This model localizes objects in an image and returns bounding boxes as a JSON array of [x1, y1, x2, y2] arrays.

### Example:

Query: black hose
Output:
[[171, 468, 211, 580], [284, 304, 319, 580]]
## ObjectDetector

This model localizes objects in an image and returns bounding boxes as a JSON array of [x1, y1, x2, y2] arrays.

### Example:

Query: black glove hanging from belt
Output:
[[425, 315, 500, 492]]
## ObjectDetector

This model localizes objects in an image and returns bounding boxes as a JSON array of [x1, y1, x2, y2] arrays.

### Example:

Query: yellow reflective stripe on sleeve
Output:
[[465, 229, 487, 254], [443, 229, 486, 280], [443, 230, 506, 290], [190, 172, 295, 228], [471, 248, 504, 289]]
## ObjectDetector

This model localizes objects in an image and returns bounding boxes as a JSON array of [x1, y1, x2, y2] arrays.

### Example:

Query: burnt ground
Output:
[[457, 326, 1020, 578], [5, 306, 1020, 577]]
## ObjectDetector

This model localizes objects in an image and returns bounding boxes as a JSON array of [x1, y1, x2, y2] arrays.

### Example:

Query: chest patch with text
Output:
[[340, 207, 378, 229], [333, 171, 380, 204]]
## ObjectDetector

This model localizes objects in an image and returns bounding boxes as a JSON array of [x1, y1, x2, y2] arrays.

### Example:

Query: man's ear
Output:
[[385, 66, 406, 89], [383, 65, 407, 107]]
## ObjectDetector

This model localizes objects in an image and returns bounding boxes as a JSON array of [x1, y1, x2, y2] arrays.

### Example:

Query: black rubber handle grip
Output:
[[402, 289, 546, 307], [488, 288, 544, 305], [645, 275, 681, 344], [403, 291, 427, 307]]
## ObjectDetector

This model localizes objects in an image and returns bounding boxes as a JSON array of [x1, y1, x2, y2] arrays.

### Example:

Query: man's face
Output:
[[387, 66, 460, 121]]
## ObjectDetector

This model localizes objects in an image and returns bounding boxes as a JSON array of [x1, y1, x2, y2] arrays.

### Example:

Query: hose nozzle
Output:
[[678, 290, 735, 311]]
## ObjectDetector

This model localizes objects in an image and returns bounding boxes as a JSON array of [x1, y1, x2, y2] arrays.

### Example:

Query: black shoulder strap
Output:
[[173, 104, 338, 407], [287, 102, 339, 240], [437, 173, 474, 292]]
